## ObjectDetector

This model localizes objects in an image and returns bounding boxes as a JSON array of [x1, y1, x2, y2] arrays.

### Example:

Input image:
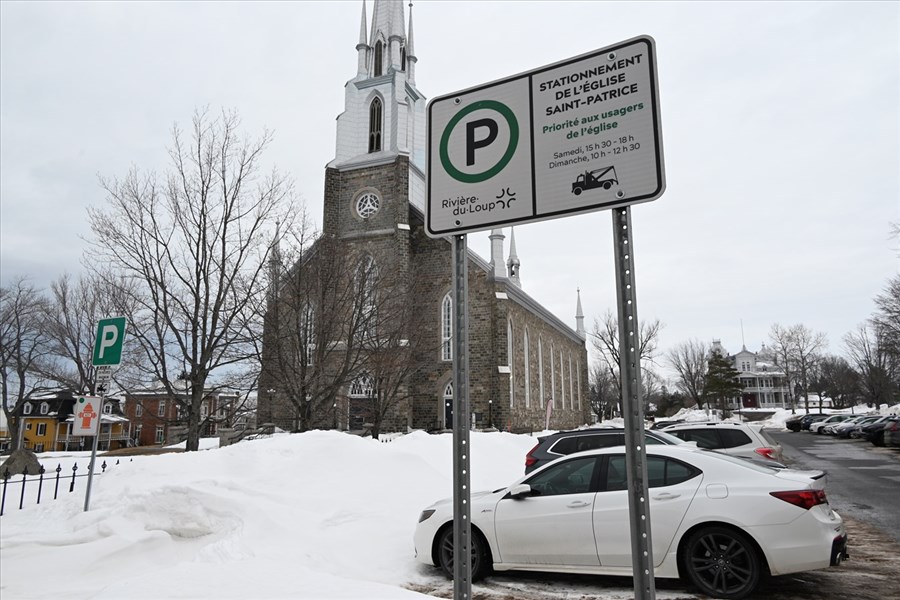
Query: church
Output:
[[257, 0, 590, 435]]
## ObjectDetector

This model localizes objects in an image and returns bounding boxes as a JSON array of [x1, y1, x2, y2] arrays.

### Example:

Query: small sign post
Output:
[[84, 317, 127, 511]]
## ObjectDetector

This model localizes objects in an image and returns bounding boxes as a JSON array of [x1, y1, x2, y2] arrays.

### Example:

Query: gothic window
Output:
[[524, 328, 530, 408], [443, 382, 453, 428], [373, 40, 383, 77], [569, 354, 574, 410], [577, 360, 582, 410], [560, 349, 566, 408], [441, 293, 452, 361], [350, 373, 375, 397], [301, 305, 316, 366], [538, 336, 544, 409], [356, 192, 380, 218], [368, 97, 383, 153], [550, 344, 556, 409], [507, 319, 514, 408], [356, 256, 378, 340]]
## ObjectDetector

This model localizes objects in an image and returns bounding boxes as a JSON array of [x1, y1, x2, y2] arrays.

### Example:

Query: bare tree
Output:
[[590, 310, 662, 416], [588, 363, 618, 422], [811, 355, 862, 410], [87, 109, 293, 451], [872, 274, 900, 357], [769, 323, 827, 413], [666, 338, 708, 409], [262, 223, 375, 432], [41, 272, 142, 395], [0, 278, 52, 450], [844, 323, 897, 406]]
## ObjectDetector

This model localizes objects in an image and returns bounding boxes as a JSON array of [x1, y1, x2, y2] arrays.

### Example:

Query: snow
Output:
[[2, 404, 896, 599]]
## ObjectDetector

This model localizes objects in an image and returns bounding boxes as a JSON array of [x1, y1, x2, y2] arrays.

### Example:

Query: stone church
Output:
[[258, 0, 590, 434]]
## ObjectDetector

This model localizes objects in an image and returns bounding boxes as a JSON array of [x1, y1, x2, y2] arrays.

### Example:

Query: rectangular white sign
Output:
[[72, 396, 102, 436], [426, 36, 664, 237]]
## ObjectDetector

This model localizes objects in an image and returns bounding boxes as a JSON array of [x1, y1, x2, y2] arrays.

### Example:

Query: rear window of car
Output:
[[550, 432, 624, 455], [718, 429, 752, 448], [669, 428, 720, 449]]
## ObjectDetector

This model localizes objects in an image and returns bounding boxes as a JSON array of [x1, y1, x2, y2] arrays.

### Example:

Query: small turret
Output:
[[507, 227, 521, 287], [489, 228, 506, 279], [575, 288, 585, 337]]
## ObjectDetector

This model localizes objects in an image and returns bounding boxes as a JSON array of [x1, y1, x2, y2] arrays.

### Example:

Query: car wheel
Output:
[[681, 526, 762, 600], [573, 187, 582, 196], [436, 525, 491, 581]]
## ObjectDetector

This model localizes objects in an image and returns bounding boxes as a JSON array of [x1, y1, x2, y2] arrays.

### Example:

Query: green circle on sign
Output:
[[439, 100, 519, 184]]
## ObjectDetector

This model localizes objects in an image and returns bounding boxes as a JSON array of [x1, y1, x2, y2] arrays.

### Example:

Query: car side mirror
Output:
[[506, 484, 533, 500]]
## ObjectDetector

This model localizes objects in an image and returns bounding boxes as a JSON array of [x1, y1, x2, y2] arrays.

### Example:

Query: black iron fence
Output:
[[0, 459, 127, 517]]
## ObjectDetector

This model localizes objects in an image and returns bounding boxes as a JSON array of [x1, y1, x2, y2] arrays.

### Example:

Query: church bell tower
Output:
[[323, 0, 426, 238]]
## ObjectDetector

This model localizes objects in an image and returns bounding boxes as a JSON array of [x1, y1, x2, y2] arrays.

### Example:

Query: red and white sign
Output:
[[72, 396, 102, 436]]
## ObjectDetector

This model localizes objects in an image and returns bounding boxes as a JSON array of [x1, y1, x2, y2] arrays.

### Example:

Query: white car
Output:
[[659, 421, 784, 463], [809, 414, 852, 434], [414, 445, 847, 600]]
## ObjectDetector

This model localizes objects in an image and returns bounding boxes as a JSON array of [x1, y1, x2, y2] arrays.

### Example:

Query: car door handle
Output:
[[567, 501, 591, 508], [652, 493, 681, 501]]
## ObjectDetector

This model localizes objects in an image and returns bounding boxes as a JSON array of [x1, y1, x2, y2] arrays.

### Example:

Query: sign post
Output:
[[427, 36, 665, 600], [84, 317, 127, 512]]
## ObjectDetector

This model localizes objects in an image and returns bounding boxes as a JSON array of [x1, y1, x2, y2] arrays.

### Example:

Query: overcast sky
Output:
[[1, 1, 897, 374]]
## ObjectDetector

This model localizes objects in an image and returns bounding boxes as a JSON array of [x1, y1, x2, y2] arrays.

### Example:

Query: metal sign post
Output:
[[613, 206, 655, 599], [451, 234, 472, 600], [83, 396, 104, 512]]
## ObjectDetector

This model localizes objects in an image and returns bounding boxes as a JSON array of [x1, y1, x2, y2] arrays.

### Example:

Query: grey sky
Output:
[[1, 1, 897, 371]]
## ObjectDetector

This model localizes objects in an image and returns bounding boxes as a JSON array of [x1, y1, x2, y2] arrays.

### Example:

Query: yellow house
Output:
[[17, 392, 130, 453]]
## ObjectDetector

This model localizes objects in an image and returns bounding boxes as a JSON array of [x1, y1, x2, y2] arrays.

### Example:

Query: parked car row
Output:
[[784, 412, 900, 447], [524, 421, 786, 474]]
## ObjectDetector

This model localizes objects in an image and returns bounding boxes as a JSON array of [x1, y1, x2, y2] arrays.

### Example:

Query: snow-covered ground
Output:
[[1, 404, 896, 599]]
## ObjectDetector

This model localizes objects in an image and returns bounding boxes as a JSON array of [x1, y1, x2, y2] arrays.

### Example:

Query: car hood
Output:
[[424, 489, 502, 510]]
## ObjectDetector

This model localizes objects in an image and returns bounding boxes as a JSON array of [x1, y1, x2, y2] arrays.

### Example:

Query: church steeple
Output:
[[507, 227, 521, 288], [575, 288, 585, 337], [328, 0, 426, 183]]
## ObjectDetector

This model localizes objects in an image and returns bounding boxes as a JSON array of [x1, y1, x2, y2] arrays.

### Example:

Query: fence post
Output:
[[69, 463, 78, 493], [54, 464, 62, 500], [18, 467, 28, 510], [37, 465, 45, 505], [1, 468, 9, 516]]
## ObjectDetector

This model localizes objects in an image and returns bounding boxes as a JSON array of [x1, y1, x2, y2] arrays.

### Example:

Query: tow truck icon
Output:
[[571, 166, 618, 195]]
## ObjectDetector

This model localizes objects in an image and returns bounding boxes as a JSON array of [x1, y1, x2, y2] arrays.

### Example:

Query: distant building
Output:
[[11, 391, 130, 452], [124, 389, 248, 446], [712, 340, 792, 410]]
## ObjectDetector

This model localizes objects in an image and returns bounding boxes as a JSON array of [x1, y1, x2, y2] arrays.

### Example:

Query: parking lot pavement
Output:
[[406, 516, 900, 600]]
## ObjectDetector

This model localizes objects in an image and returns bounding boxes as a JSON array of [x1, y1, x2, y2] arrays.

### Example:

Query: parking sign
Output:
[[426, 35, 664, 237]]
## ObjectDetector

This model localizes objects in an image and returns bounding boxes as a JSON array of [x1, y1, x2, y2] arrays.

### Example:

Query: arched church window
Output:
[[368, 97, 383, 153], [373, 41, 383, 77], [524, 328, 531, 408], [356, 256, 378, 340], [441, 293, 452, 361], [508, 319, 514, 408], [538, 335, 544, 409], [350, 373, 375, 397]]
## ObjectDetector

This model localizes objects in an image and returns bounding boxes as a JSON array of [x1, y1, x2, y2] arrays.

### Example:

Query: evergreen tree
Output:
[[705, 350, 743, 416]]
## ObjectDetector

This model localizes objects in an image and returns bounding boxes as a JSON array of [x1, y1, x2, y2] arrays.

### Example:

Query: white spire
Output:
[[356, 1, 369, 75], [489, 228, 506, 279], [575, 288, 585, 337], [507, 227, 521, 287], [406, 1, 417, 83]]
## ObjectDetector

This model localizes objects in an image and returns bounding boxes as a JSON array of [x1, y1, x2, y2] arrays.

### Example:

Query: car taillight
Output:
[[525, 442, 541, 468], [754, 447, 778, 460], [770, 489, 828, 510]]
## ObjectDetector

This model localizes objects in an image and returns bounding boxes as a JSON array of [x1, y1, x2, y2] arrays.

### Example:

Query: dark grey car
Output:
[[524, 427, 685, 473]]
